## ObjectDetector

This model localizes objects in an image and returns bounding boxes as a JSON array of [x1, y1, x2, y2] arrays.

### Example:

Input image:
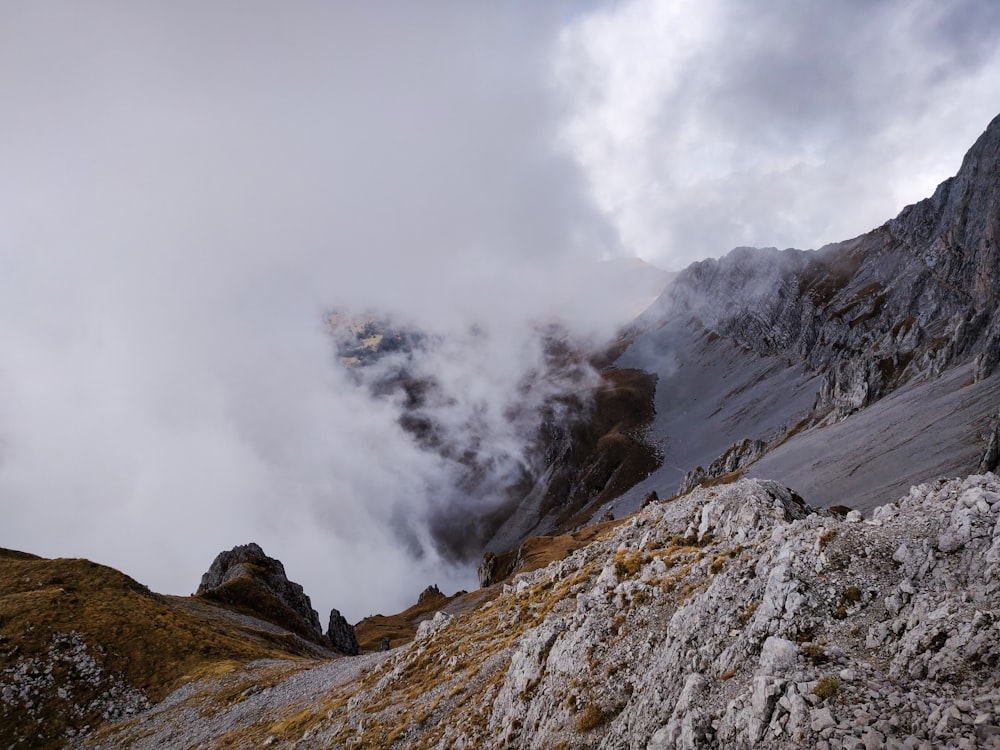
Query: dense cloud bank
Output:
[[1, 1, 999, 620]]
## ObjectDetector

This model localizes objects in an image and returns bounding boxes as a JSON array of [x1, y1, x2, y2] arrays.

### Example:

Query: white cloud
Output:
[[1, 0, 999, 625], [0, 2, 628, 622], [554, 0, 1000, 267]]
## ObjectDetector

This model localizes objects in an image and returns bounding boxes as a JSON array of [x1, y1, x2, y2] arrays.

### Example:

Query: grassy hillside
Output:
[[0, 548, 330, 749]]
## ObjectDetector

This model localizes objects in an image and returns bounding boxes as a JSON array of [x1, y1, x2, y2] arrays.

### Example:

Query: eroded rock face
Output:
[[478, 552, 498, 588], [479, 475, 1000, 749], [326, 608, 359, 656], [679, 438, 768, 494], [645, 113, 1000, 423], [196, 542, 325, 644]]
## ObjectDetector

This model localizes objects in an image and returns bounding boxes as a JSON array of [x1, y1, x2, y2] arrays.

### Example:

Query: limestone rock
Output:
[[196, 542, 325, 645], [478, 551, 498, 588], [326, 608, 359, 656], [679, 438, 768, 494], [759, 636, 799, 675]]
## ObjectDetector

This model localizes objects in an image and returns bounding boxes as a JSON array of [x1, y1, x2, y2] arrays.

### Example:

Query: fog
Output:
[[2, 2, 999, 622]]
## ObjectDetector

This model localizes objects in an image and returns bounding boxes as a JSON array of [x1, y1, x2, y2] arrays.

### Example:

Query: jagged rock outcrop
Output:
[[478, 551, 498, 588], [417, 584, 444, 604], [679, 438, 768, 494], [195, 542, 325, 645], [478, 545, 527, 589], [326, 608, 360, 656]]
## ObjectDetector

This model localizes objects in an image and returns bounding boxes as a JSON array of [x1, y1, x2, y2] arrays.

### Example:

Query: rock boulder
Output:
[[196, 542, 325, 646]]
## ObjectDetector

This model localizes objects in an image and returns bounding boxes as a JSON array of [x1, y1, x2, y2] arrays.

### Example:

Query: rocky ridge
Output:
[[678, 438, 768, 495], [648, 112, 1000, 424], [80, 472, 1000, 749]]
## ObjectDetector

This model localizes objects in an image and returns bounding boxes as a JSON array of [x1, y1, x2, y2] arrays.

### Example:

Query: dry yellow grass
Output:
[[0, 548, 326, 749], [613, 549, 644, 578], [354, 588, 464, 652]]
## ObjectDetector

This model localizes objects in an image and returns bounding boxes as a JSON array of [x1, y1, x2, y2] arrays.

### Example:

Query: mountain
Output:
[[559, 111, 1000, 520], [10, 474, 1000, 748], [3, 114, 1000, 748], [466, 112, 1000, 579]]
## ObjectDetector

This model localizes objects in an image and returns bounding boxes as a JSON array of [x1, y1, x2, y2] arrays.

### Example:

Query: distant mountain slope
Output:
[[599, 112, 1000, 517]]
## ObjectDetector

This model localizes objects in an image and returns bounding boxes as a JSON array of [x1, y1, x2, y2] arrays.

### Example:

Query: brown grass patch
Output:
[[352, 586, 487, 653], [576, 702, 615, 731], [613, 549, 644, 578], [0, 549, 327, 750], [812, 676, 841, 700]]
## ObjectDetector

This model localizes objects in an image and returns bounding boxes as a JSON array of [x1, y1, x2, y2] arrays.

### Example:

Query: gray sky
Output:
[[2, 1, 999, 622]]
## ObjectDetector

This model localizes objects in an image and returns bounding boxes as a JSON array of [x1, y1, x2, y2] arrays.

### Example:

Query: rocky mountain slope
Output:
[[595, 112, 1000, 523], [36, 472, 1000, 749], [327, 311, 662, 563], [4, 113, 1000, 750]]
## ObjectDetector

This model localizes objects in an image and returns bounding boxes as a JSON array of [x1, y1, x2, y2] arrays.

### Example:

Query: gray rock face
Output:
[[478, 552, 498, 588], [480, 474, 1000, 749], [650, 113, 1000, 422], [679, 438, 768, 494], [196, 542, 324, 644], [326, 608, 359, 656], [981, 411, 1000, 473]]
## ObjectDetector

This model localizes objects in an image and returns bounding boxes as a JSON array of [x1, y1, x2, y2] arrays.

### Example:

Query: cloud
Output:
[[0, 2, 631, 623], [554, 0, 1000, 268], [1, 1, 998, 626]]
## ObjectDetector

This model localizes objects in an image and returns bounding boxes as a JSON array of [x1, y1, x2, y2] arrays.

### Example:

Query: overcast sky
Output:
[[2, 1, 1000, 622]]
